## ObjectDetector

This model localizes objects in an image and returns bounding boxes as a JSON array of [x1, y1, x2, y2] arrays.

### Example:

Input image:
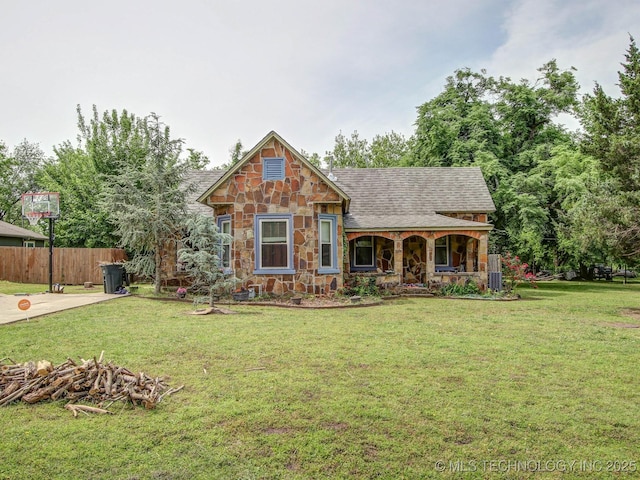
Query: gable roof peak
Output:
[[196, 130, 350, 207]]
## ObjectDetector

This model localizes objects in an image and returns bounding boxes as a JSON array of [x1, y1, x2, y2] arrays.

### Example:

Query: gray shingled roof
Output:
[[190, 166, 495, 230], [185, 169, 224, 216], [329, 167, 495, 230], [0, 220, 48, 240]]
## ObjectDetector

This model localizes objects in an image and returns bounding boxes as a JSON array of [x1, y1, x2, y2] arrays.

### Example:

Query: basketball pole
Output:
[[49, 217, 54, 293]]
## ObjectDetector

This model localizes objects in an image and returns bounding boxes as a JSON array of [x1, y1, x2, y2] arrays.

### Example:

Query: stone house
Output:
[[195, 131, 495, 295]]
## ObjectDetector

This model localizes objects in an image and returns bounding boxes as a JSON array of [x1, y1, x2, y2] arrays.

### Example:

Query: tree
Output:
[[407, 62, 581, 269], [0, 140, 47, 223], [38, 106, 151, 247], [407, 68, 500, 168], [218, 139, 245, 169], [578, 36, 640, 264], [300, 150, 322, 168], [177, 214, 233, 306], [101, 113, 196, 294], [324, 130, 409, 168], [185, 148, 210, 170], [38, 143, 118, 247], [369, 132, 410, 167]]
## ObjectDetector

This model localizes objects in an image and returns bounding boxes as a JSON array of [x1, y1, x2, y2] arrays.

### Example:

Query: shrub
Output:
[[502, 252, 537, 294], [439, 280, 481, 297], [344, 276, 379, 297]]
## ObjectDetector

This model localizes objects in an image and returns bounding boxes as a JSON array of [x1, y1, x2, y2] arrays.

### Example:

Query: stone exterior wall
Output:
[[206, 138, 344, 295]]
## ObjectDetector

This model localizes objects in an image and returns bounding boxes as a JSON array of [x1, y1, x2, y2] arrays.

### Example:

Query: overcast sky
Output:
[[2, 0, 639, 167]]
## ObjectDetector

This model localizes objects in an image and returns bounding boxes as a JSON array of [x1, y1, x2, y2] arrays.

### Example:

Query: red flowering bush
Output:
[[502, 252, 537, 294]]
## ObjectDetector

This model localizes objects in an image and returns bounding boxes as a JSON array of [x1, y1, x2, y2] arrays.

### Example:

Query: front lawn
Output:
[[0, 281, 639, 479]]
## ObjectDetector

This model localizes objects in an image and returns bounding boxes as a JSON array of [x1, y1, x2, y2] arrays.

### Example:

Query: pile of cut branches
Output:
[[0, 352, 183, 416]]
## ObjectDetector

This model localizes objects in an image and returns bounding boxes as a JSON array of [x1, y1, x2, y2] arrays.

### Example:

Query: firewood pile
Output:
[[0, 352, 183, 416]]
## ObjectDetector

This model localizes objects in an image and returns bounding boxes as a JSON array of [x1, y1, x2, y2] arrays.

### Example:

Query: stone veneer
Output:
[[206, 139, 344, 295]]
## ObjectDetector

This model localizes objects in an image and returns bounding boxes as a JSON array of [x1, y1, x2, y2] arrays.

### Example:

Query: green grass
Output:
[[0, 280, 639, 479]]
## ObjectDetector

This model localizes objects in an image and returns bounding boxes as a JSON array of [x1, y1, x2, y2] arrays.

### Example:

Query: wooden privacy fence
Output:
[[0, 247, 126, 285]]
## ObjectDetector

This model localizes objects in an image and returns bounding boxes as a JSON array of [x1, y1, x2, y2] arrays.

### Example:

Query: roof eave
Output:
[[345, 225, 494, 233]]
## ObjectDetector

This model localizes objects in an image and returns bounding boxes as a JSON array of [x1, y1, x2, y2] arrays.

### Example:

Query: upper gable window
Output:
[[263, 157, 285, 181]]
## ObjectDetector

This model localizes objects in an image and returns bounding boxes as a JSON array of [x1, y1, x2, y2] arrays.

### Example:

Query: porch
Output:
[[345, 231, 489, 289]]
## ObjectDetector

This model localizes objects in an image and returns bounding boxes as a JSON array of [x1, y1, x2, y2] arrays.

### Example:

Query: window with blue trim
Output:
[[254, 214, 295, 274], [217, 215, 232, 271], [318, 214, 339, 273], [263, 157, 285, 180]]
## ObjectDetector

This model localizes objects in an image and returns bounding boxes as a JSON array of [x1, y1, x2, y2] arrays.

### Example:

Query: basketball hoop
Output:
[[25, 211, 43, 226]]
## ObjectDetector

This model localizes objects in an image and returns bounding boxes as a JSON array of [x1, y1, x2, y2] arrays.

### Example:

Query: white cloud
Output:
[[483, 0, 640, 95]]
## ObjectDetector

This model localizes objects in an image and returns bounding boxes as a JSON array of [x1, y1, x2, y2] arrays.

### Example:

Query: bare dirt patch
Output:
[[603, 308, 640, 328], [620, 308, 640, 320], [186, 306, 236, 315]]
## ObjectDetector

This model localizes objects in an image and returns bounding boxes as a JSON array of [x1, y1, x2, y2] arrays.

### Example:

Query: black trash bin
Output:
[[101, 263, 124, 294]]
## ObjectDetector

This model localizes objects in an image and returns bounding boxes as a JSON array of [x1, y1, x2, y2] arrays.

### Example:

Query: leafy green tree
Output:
[[38, 143, 118, 247], [218, 139, 245, 169], [0, 142, 12, 220], [532, 145, 602, 270], [300, 150, 322, 168], [178, 214, 234, 306], [324, 130, 409, 168], [578, 36, 640, 264], [101, 113, 196, 294], [369, 132, 410, 167], [327, 130, 369, 168], [185, 148, 210, 170], [39, 106, 151, 247], [407, 63, 581, 269], [40, 105, 209, 248], [408, 68, 500, 168], [0, 140, 47, 223]]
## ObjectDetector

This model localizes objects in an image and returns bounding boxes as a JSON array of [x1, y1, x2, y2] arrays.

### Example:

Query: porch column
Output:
[[426, 237, 435, 280], [466, 238, 475, 272], [478, 233, 489, 286], [393, 234, 403, 278]]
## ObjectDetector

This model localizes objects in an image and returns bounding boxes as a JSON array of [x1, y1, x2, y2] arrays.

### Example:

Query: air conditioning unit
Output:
[[489, 272, 502, 291]]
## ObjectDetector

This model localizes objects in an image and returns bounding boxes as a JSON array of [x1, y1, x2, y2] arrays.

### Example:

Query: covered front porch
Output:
[[345, 230, 490, 289]]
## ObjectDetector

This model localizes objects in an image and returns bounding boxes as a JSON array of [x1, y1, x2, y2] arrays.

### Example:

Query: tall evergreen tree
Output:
[[101, 113, 196, 294], [178, 214, 233, 306], [578, 36, 640, 263]]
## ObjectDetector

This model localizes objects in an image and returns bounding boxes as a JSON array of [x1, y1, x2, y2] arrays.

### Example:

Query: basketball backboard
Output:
[[21, 192, 60, 225]]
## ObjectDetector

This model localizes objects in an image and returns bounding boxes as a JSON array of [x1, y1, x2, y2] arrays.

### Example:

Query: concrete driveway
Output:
[[0, 292, 128, 325]]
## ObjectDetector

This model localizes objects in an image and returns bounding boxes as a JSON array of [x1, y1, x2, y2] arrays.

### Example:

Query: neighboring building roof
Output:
[[184, 169, 225, 216], [0, 220, 48, 240], [328, 167, 495, 230], [197, 131, 350, 210]]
